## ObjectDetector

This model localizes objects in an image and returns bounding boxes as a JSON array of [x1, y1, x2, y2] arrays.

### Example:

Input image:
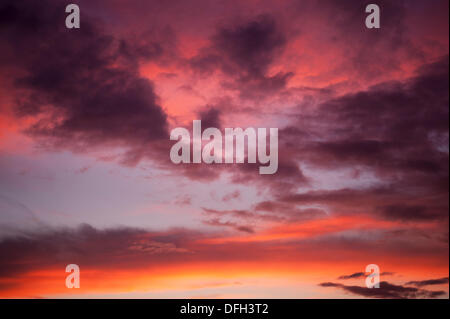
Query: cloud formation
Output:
[[0, 0, 448, 298], [319, 281, 447, 299], [190, 14, 292, 99], [0, 0, 168, 158], [406, 277, 449, 287], [338, 271, 394, 280]]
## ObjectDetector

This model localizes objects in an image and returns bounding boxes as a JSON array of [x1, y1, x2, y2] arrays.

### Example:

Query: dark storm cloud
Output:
[[0, 0, 168, 156], [319, 281, 446, 299], [301, 55, 449, 173], [276, 56, 449, 222], [406, 277, 449, 287], [190, 15, 292, 99], [190, 14, 285, 75], [198, 106, 222, 129], [213, 14, 285, 75]]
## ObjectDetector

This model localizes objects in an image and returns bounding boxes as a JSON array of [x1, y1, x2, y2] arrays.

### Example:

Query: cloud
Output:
[[202, 201, 326, 227], [190, 14, 292, 99], [201, 208, 266, 232], [338, 271, 394, 280], [2, 0, 446, 190], [0, 0, 448, 299], [279, 186, 449, 222], [376, 205, 445, 222], [0, 0, 168, 160], [203, 218, 254, 233], [198, 106, 222, 129], [255, 55, 449, 213], [128, 239, 189, 254], [230, 158, 309, 195], [406, 277, 449, 287], [0, 224, 192, 278], [319, 281, 447, 299], [278, 55, 449, 200], [212, 14, 286, 75], [290, 55, 449, 173], [337, 272, 365, 280], [254, 200, 327, 222]]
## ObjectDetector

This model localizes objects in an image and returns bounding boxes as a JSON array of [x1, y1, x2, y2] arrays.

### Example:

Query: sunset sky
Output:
[[0, 0, 448, 298]]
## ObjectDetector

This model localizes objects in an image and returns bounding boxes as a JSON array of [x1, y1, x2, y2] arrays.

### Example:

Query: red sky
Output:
[[0, 0, 448, 298]]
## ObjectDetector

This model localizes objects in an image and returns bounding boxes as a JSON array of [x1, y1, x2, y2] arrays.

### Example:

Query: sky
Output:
[[0, 0, 448, 298]]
